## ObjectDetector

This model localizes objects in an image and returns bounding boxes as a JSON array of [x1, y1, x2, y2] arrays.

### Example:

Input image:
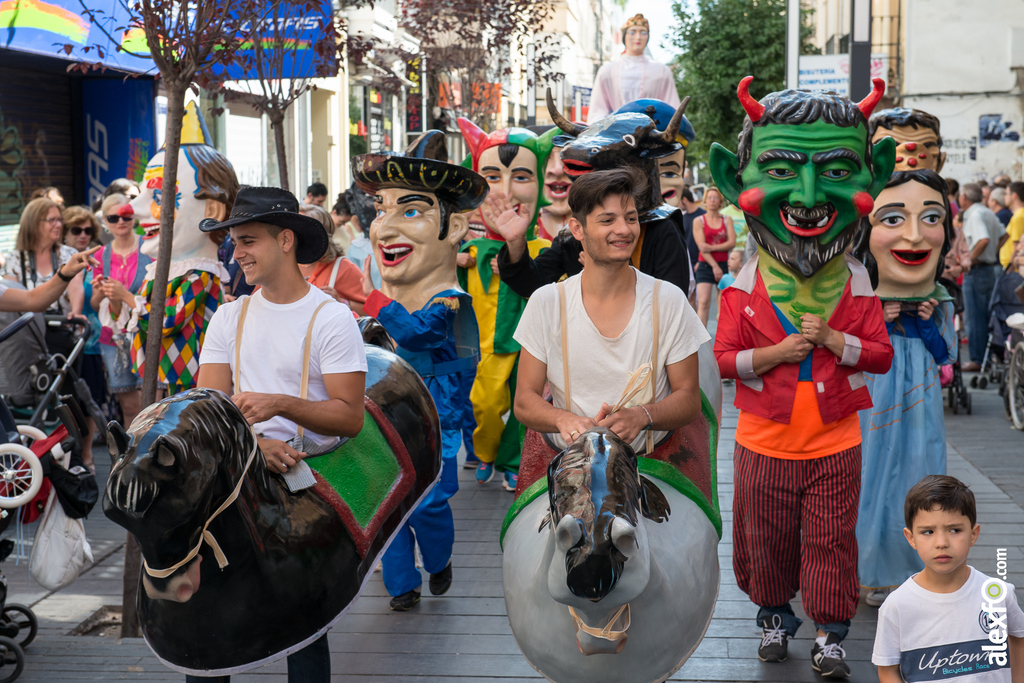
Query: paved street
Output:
[[9, 381, 1024, 682]]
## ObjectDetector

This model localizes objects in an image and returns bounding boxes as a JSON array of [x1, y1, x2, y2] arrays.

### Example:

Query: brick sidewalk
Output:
[[11, 384, 1024, 681]]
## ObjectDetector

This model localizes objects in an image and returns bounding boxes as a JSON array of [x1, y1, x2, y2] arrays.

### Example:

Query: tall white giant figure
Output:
[[587, 14, 681, 122]]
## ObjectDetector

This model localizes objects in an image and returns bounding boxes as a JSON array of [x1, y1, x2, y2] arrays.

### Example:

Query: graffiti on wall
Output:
[[979, 114, 1020, 148]]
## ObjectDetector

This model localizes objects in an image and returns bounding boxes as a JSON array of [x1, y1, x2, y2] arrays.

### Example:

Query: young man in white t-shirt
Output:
[[195, 187, 367, 683], [873, 475, 1024, 683], [512, 167, 709, 452]]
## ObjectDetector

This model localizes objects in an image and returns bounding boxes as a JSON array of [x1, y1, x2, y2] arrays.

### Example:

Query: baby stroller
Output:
[[939, 278, 971, 414], [1003, 310, 1024, 430], [0, 302, 103, 436], [975, 268, 1024, 390]]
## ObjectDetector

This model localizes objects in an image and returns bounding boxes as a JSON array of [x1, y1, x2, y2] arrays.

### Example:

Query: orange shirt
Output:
[[734, 381, 861, 459], [306, 258, 367, 306]]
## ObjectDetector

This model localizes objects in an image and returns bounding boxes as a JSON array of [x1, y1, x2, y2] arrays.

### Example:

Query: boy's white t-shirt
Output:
[[200, 286, 367, 449], [513, 269, 709, 452], [873, 566, 1024, 682]]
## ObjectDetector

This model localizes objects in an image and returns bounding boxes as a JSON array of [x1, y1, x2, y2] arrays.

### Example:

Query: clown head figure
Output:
[[352, 131, 488, 310], [709, 77, 896, 278], [456, 119, 554, 241], [622, 14, 649, 57], [133, 102, 239, 263], [869, 108, 946, 174], [615, 99, 696, 207], [853, 169, 953, 300]]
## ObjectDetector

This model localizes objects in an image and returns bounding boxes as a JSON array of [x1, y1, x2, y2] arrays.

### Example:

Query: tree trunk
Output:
[[124, 83, 186, 639], [271, 113, 289, 193]]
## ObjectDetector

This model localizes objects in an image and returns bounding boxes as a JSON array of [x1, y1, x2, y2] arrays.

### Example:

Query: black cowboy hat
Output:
[[199, 187, 328, 264], [351, 130, 488, 213]]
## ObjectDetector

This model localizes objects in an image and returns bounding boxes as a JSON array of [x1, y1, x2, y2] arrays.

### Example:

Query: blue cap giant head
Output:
[[615, 99, 695, 207]]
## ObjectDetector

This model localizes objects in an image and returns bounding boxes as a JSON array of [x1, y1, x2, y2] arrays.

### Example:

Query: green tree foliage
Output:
[[670, 0, 816, 168]]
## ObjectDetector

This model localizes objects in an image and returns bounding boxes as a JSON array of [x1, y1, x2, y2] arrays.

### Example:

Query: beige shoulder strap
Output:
[[234, 296, 253, 393], [646, 280, 661, 455], [296, 301, 331, 440], [558, 280, 571, 411]]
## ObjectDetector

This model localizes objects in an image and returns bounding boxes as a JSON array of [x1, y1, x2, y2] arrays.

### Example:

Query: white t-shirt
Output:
[[514, 269, 709, 452], [873, 566, 1024, 682], [200, 286, 367, 449]]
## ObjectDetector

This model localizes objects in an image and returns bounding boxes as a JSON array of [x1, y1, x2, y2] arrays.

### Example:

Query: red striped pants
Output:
[[732, 444, 861, 626]]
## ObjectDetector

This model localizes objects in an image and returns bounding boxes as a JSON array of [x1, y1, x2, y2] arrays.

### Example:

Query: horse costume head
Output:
[[540, 428, 670, 654], [546, 89, 691, 222], [104, 389, 256, 598]]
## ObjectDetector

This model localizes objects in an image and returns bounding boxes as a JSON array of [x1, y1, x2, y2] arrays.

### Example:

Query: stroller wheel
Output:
[[0, 635, 24, 683], [1, 605, 36, 649], [970, 376, 979, 388], [0, 446, 42, 510], [966, 392, 973, 415], [951, 390, 959, 414], [979, 376, 988, 390]]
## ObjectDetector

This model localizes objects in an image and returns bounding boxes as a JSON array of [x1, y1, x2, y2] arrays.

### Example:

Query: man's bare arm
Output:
[[514, 349, 595, 445]]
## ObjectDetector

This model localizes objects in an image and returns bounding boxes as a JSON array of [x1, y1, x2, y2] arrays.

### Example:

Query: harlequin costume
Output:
[[455, 121, 555, 481], [353, 130, 488, 603], [132, 261, 225, 393], [709, 78, 897, 669]]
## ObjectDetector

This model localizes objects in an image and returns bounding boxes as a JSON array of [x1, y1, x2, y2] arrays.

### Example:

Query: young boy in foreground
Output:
[[873, 475, 1024, 682]]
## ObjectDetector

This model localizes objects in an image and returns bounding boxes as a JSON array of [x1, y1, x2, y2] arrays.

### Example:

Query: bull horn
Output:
[[737, 76, 765, 122], [546, 88, 586, 137], [856, 78, 886, 119], [659, 95, 691, 144]]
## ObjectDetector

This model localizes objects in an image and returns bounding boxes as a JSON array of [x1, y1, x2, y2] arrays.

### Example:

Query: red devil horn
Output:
[[737, 76, 765, 122], [856, 78, 886, 119], [457, 117, 487, 159]]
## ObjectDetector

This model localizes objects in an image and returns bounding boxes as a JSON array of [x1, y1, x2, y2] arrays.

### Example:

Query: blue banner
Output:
[[80, 78, 156, 206], [1, 0, 154, 72]]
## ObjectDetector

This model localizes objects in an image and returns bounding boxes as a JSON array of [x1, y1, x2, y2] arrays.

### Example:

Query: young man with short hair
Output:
[[513, 167, 708, 452], [305, 182, 328, 207], [999, 181, 1024, 268], [195, 187, 368, 683], [873, 475, 1024, 683], [960, 182, 1006, 370]]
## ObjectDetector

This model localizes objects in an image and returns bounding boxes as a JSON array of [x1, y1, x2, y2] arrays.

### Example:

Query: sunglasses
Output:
[[106, 214, 134, 224], [69, 226, 94, 236]]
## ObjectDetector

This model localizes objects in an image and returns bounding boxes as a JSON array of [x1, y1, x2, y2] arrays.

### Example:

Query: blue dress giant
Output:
[[363, 287, 479, 597], [856, 302, 956, 589]]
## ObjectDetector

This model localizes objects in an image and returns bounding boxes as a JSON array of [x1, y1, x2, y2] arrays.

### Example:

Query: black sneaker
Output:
[[757, 614, 789, 662], [389, 589, 421, 611], [429, 562, 452, 595], [811, 633, 850, 679]]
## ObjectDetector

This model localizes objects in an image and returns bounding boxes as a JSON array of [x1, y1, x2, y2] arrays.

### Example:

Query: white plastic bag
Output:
[[30, 448, 93, 591]]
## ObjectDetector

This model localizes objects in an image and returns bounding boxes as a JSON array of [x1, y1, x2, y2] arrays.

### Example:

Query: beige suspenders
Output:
[[234, 296, 330, 440], [558, 278, 661, 454]]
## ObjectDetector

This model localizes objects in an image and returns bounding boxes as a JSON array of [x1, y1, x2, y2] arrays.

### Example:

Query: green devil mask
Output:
[[709, 77, 897, 277]]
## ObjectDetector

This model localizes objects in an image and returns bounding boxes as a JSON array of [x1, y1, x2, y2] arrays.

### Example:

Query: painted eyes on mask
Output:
[[403, 208, 421, 218], [822, 169, 851, 179], [766, 169, 796, 179], [878, 213, 905, 227], [376, 209, 386, 219], [921, 210, 945, 225]]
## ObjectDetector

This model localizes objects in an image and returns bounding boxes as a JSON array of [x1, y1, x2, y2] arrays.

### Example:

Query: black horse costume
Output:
[[103, 325, 440, 675]]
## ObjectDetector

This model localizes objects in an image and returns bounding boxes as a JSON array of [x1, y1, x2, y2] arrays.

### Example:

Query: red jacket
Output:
[[714, 254, 893, 424]]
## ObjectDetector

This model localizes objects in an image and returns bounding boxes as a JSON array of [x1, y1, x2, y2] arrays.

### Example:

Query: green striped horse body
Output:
[[501, 342, 722, 683]]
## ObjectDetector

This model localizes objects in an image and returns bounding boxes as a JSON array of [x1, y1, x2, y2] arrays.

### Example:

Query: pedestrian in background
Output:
[[945, 178, 960, 220], [90, 193, 150, 431], [989, 187, 1013, 226], [304, 182, 328, 207], [959, 182, 1005, 371], [61, 205, 100, 253], [679, 186, 704, 304], [692, 187, 735, 327], [299, 203, 366, 315], [1000, 182, 1024, 269]]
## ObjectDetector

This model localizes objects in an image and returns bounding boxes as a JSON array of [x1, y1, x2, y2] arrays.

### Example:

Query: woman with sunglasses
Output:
[[61, 206, 100, 253], [90, 193, 151, 429]]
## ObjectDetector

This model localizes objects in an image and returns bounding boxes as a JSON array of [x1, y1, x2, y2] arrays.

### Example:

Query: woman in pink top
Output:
[[89, 193, 151, 428], [692, 187, 736, 326]]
